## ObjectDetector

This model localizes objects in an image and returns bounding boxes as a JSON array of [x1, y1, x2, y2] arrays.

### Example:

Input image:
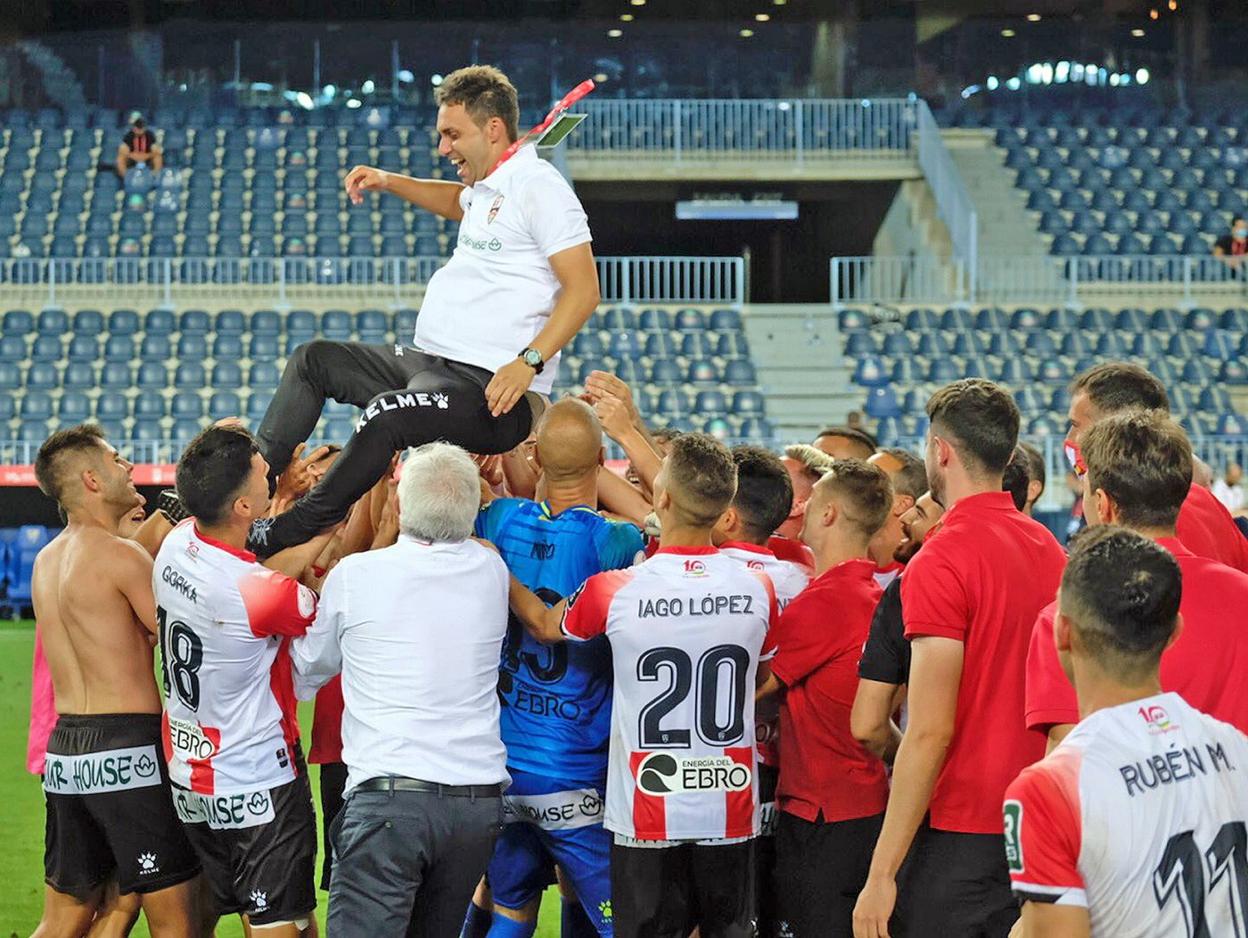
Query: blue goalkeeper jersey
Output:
[[476, 498, 644, 786]]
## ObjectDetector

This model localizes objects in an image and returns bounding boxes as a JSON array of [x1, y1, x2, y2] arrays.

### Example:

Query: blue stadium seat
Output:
[[674, 308, 706, 331], [174, 363, 206, 390], [639, 309, 673, 331], [611, 333, 643, 358], [20, 392, 54, 420], [248, 334, 279, 360], [72, 309, 105, 336], [132, 390, 165, 419], [0, 362, 20, 390], [730, 391, 766, 416], [179, 309, 212, 335], [107, 309, 140, 335], [30, 336, 62, 363], [25, 363, 58, 390], [679, 333, 712, 359], [250, 310, 281, 335], [686, 361, 720, 387], [208, 391, 242, 421], [648, 360, 683, 386], [37, 309, 69, 335], [0, 335, 24, 361], [137, 363, 168, 389], [171, 392, 203, 420], [212, 335, 245, 360], [2, 309, 34, 335], [131, 419, 164, 442], [145, 309, 176, 335], [601, 308, 637, 331], [246, 391, 274, 421], [844, 333, 878, 356], [249, 363, 281, 390], [212, 362, 244, 389], [694, 391, 728, 416], [709, 309, 742, 331], [864, 386, 902, 419], [215, 309, 247, 335], [67, 335, 98, 363], [723, 360, 756, 386], [853, 356, 888, 388], [177, 335, 208, 360], [838, 309, 869, 332]]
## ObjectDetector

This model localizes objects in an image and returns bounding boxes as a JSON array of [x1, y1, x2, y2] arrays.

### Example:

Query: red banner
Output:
[[0, 464, 178, 487]]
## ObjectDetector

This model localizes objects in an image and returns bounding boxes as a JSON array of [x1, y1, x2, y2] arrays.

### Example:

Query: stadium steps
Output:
[[944, 128, 1063, 294], [742, 304, 857, 442]]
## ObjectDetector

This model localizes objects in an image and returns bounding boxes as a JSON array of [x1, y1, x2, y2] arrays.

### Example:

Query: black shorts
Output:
[[756, 763, 779, 937], [774, 811, 884, 938], [43, 713, 200, 900], [894, 823, 1017, 938], [173, 769, 317, 926], [316, 761, 349, 891], [610, 838, 756, 938]]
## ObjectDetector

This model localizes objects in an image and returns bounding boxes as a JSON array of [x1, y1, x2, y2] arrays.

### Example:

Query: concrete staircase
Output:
[[943, 128, 1062, 297], [743, 304, 857, 444]]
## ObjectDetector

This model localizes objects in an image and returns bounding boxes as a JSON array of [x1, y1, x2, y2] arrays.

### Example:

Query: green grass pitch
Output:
[[0, 621, 561, 937]]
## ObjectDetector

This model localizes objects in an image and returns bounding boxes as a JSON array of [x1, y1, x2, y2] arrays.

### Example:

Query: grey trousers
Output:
[[327, 787, 503, 938]]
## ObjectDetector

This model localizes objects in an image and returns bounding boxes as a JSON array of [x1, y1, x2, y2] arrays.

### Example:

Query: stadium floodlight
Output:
[[740, 28, 755, 37], [1002, 28, 1016, 37], [295, 91, 314, 110], [347, 98, 363, 108], [1131, 28, 1146, 37], [397, 69, 414, 83], [1006, 76, 1022, 91], [1136, 67, 1150, 84], [755, 13, 770, 21], [431, 73, 444, 86], [362, 80, 375, 94], [607, 28, 623, 37], [1055, 61, 1070, 83]]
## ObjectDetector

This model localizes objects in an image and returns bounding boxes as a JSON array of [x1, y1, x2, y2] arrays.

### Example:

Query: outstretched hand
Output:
[[344, 165, 390, 206], [584, 371, 640, 427]]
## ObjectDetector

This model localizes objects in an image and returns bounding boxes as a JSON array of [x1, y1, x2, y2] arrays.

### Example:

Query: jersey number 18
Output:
[[157, 606, 205, 712]]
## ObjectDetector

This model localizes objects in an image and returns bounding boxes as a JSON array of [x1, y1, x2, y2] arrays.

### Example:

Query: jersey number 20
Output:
[[157, 606, 204, 712], [637, 645, 750, 748], [1154, 820, 1248, 937]]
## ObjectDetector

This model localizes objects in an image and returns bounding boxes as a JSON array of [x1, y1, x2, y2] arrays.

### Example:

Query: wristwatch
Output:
[[519, 347, 545, 374]]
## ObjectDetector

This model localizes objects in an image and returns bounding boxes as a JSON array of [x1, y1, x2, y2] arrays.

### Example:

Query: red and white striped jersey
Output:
[[560, 546, 778, 841], [1005, 693, 1248, 938], [154, 521, 317, 795], [720, 541, 809, 768]]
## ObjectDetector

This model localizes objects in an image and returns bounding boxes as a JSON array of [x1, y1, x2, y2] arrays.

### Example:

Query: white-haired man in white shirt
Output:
[[293, 441, 510, 938]]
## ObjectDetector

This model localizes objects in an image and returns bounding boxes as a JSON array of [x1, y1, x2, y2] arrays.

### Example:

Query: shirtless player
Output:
[[31, 424, 201, 938]]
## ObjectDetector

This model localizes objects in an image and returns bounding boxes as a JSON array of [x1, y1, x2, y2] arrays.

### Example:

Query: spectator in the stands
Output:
[[116, 114, 163, 179], [1019, 442, 1046, 516], [778, 444, 835, 540], [1214, 462, 1246, 515], [813, 426, 877, 460], [847, 411, 866, 433], [1214, 215, 1248, 269]]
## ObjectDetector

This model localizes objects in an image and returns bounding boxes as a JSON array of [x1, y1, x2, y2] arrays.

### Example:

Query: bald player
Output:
[[30, 424, 201, 938], [778, 444, 835, 541], [866, 448, 926, 589], [470, 398, 645, 938]]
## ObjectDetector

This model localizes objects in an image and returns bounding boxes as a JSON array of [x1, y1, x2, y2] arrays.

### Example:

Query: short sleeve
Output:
[[1024, 604, 1079, 732], [475, 499, 518, 543], [559, 570, 620, 642], [858, 578, 907, 685], [520, 168, 591, 258], [768, 594, 832, 687], [901, 544, 971, 642], [1004, 753, 1086, 907], [237, 567, 318, 639], [458, 186, 474, 214], [595, 520, 646, 572]]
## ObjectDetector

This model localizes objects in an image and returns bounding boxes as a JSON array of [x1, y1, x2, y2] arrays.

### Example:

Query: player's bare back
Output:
[[33, 525, 162, 716]]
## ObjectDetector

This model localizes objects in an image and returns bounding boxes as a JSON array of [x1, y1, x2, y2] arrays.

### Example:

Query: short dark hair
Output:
[[34, 423, 107, 503], [816, 426, 878, 458], [819, 458, 893, 540], [879, 447, 926, 500], [1020, 441, 1046, 492], [1001, 444, 1031, 511], [175, 425, 261, 526], [434, 65, 520, 142], [650, 426, 684, 446], [730, 445, 794, 541], [926, 379, 1020, 475], [1081, 410, 1192, 530], [665, 433, 737, 528], [1070, 362, 1169, 417], [1060, 526, 1181, 682]]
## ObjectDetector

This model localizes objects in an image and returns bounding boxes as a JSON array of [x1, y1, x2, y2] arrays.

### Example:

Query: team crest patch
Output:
[[487, 194, 504, 224]]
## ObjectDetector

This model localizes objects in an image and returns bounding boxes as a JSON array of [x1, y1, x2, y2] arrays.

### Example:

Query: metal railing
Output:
[[0, 255, 746, 309], [566, 98, 919, 164], [830, 254, 1248, 307], [914, 103, 979, 288]]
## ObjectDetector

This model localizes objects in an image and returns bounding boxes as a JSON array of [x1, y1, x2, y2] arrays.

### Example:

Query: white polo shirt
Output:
[[414, 145, 592, 394], [290, 534, 511, 793]]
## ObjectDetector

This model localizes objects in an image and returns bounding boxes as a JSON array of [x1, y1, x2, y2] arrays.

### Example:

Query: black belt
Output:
[[355, 776, 502, 799]]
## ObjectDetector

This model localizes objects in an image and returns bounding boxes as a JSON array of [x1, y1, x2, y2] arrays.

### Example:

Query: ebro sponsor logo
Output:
[[683, 559, 707, 577], [636, 753, 752, 796], [168, 717, 217, 761]]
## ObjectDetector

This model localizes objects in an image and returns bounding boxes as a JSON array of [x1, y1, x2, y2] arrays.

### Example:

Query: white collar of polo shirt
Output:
[[472, 142, 539, 195], [397, 532, 472, 550]]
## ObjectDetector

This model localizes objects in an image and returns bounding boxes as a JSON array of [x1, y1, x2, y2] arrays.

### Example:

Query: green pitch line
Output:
[[0, 622, 562, 937]]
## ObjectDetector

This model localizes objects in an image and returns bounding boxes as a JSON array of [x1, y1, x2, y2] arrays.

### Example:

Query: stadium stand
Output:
[[841, 303, 1248, 446], [0, 303, 771, 454]]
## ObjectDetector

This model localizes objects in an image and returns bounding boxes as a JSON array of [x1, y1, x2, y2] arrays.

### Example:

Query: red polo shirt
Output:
[[1026, 536, 1248, 734], [771, 558, 888, 823], [1177, 483, 1248, 574], [902, 490, 1065, 834]]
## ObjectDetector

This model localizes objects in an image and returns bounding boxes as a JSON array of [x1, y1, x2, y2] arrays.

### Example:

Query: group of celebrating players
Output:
[[21, 61, 1248, 938]]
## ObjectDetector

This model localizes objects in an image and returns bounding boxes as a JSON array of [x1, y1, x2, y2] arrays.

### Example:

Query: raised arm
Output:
[[114, 538, 158, 634], [344, 165, 467, 222]]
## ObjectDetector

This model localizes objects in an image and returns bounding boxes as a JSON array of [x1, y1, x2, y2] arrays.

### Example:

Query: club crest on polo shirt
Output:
[[635, 752, 752, 795], [488, 194, 504, 223], [682, 559, 708, 577], [1139, 702, 1180, 735]]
